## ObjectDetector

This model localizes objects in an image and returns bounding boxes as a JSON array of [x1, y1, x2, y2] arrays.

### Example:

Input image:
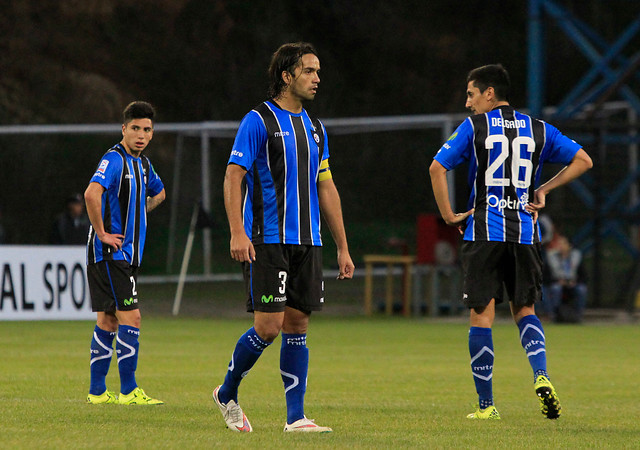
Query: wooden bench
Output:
[[363, 254, 415, 316]]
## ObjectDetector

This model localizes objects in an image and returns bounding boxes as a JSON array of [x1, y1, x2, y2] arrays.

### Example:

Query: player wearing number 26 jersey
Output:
[[434, 105, 582, 244], [430, 64, 592, 422]]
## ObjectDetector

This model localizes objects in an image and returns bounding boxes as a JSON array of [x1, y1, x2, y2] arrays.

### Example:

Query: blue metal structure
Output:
[[527, 0, 640, 307], [528, 0, 640, 119]]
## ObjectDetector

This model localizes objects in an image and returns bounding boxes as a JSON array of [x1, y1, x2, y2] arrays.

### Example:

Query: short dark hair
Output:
[[122, 101, 155, 125], [467, 64, 510, 101], [268, 42, 319, 99]]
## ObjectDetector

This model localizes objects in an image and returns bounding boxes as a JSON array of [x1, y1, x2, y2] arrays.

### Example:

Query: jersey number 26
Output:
[[485, 135, 535, 189]]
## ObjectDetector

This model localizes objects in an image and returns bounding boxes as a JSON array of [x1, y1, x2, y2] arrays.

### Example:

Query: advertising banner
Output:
[[0, 246, 93, 320]]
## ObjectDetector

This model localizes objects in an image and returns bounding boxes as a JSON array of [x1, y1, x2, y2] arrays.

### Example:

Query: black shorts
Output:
[[460, 241, 543, 308], [87, 260, 139, 313], [243, 244, 324, 314]]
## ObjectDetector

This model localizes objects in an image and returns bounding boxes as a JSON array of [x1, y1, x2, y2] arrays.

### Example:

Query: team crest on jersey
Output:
[[98, 160, 109, 173], [313, 132, 320, 144]]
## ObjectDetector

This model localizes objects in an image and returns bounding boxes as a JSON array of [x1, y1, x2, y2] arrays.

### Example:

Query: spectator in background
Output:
[[545, 235, 588, 323], [538, 213, 558, 321], [50, 193, 90, 245]]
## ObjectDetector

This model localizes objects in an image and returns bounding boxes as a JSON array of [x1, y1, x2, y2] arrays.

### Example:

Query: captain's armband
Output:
[[318, 158, 332, 181]]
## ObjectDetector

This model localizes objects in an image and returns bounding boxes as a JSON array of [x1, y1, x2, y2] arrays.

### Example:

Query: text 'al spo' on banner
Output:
[[0, 246, 94, 321]]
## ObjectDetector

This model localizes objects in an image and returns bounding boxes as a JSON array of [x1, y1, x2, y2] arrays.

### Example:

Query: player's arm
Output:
[[429, 159, 474, 233], [147, 188, 166, 212], [318, 177, 354, 280], [526, 149, 593, 214], [84, 181, 124, 250], [223, 163, 255, 263]]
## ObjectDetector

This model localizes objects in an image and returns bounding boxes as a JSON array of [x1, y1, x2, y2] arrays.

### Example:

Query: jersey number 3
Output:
[[485, 135, 535, 189]]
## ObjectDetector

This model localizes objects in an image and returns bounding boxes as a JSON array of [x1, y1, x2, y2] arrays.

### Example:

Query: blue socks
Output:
[[217, 328, 310, 425], [280, 333, 308, 424], [89, 325, 116, 395], [218, 327, 271, 405], [467, 316, 549, 409], [469, 327, 494, 409], [117, 325, 140, 395], [518, 315, 549, 381]]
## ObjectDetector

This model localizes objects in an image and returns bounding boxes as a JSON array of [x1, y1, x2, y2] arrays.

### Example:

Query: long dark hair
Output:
[[268, 42, 318, 99]]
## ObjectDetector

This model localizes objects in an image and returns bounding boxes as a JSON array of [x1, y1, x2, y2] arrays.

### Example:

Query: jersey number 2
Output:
[[485, 135, 535, 189]]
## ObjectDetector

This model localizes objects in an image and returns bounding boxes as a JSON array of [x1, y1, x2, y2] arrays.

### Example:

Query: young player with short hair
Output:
[[430, 64, 592, 420], [85, 101, 166, 405]]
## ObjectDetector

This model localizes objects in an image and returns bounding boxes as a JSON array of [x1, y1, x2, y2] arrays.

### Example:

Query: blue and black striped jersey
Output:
[[434, 105, 582, 244], [228, 101, 329, 246], [87, 143, 164, 266]]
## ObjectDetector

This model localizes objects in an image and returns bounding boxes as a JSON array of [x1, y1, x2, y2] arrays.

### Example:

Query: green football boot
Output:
[[535, 375, 561, 419], [466, 405, 501, 420], [118, 387, 164, 405], [87, 390, 118, 404]]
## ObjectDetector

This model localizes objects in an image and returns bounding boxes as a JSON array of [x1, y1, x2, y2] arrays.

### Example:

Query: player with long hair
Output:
[[212, 42, 354, 433]]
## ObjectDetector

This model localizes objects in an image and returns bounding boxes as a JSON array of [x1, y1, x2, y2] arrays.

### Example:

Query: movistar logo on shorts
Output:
[[123, 297, 138, 306], [260, 294, 286, 303], [487, 193, 529, 211]]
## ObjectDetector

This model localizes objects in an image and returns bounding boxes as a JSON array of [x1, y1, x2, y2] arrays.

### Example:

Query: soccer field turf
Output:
[[1, 317, 638, 448]]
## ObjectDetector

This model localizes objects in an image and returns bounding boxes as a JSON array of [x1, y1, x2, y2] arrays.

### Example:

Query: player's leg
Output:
[[214, 244, 286, 432], [217, 245, 287, 405], [514, 304, 561, 418], [115, 310, 163, 405], [510, 242, 548, 380], [213, 310, 279, 432], [467, 301, 498, 419], [217, 311, 281, 405], [115, 308, 141, 396], [87, 312, 118, 403], [281, 246, 331, 432], [280, 307, 310, 425], [511, 243, 561, 419], [461, 241, 503, 419], [99, 262, 162, 405], [512, 304, 548, 380], [86, 262, 118, 404]]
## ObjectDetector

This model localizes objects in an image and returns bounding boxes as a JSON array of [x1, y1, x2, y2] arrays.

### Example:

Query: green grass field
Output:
[[1, 317, 638, 448]]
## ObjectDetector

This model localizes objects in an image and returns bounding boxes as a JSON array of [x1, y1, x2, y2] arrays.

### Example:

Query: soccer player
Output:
[[85, 101, 166, 405], [429, 64, 592, 420], [212, 42, 354, 433]]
